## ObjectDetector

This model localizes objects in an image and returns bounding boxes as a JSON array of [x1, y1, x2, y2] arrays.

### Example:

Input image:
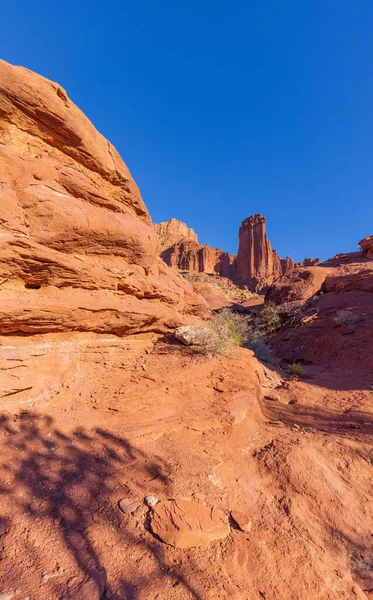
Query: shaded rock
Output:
[[325, 269, 373, 293], [265, 266, 329, 304], [149, 499, 230, 548]]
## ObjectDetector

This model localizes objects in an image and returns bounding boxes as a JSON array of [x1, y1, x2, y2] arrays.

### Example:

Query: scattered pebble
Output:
[[264, 394, 280, 402], [144, 495, 159, 507]]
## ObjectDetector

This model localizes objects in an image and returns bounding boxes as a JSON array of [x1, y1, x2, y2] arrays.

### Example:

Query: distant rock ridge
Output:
[[156, 214, 318, 291], [155, 218, 199, 251]]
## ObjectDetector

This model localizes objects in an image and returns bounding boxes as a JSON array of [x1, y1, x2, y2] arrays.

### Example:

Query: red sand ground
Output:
[[0, 326, 372, 599]]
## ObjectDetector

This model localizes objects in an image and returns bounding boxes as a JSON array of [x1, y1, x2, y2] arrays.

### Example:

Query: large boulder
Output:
[[0, 59, 206, 335], [265, 266, 329, 304]]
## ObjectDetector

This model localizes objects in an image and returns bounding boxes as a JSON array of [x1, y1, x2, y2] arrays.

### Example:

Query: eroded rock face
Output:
[[359, 235, 373, 259], [155, 218, 199, 250], [235, 214, 300, 291], [156, 215, 308, 292], [150, 499, 230, 548], [0, 59, 206, 335], [156, 219, 237, 279]]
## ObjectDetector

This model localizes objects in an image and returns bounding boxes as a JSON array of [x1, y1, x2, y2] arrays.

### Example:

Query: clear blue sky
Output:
[[2, 1, 372, 261]]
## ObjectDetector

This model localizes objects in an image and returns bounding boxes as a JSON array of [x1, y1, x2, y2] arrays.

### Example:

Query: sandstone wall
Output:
[[0, 59, 206, 335]]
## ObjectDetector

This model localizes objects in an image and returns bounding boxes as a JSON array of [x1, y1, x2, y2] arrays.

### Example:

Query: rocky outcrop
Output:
[[157, 215, 318, 292], [155, 218, 198, 251], [0, 59, 206, 335], [265, 266, 330, 304], [359, 235, 373, 259], [266, 247, 373, 304], [156, 219, 237, 278], [160, 240, 236, 278]]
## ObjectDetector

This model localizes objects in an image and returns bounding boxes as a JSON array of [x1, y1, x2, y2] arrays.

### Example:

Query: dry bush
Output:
[[180, 308, 250, 356], [253, 302, 302, 335], [288, 362, 306, 378], [255, 302, 282, 334], [333, 310, 360, 326]]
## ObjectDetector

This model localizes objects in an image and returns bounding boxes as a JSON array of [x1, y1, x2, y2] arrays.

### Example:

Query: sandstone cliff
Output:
[[0, 59, 206, 335], [156, 214, 315, 292], [154, 218, 199, 251], [156, 219, 236, 279]]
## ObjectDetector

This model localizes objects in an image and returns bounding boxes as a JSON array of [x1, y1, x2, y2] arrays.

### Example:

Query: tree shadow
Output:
[[0, 411, 203, 599]]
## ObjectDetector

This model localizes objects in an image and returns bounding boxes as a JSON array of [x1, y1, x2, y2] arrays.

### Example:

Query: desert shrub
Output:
[[182, 308, 250, 356], [333, 310, 359, 326], [288, 362, 306, 378], [255, 302, 282, 334], [211, 308, 250, 346], [253, 302, 302, 335]]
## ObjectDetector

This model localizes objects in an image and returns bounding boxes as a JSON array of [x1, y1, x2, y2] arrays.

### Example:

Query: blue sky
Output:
[[2, 1, 372, 261]]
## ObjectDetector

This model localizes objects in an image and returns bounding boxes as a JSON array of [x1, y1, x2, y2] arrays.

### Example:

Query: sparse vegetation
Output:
[[333, 310, 359, 326], [181, 272, 258, 303], [288, 362, 306, 378], [253, 302, 302, 335], [178, 298, 305, 363], [178, 308, 250, 356]]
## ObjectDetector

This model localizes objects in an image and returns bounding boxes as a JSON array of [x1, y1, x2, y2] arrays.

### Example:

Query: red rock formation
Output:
[[157, 215, 300, 291], [156, 219, 237, 279], [265, 266, 330, 304], [0, 59, 206, 335], [359, 235, 373, 259], [235, 214, 284, 291], [155, 218, 198, 251], [281, 256, 295, 274]]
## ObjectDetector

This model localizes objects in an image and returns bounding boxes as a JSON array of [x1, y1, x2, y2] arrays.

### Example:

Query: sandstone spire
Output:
[[235, 214, 282, 290]]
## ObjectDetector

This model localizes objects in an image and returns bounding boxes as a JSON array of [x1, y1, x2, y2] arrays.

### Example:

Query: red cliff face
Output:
[[156, 215, 308, 292], [154, 218, 199, 251], [235, 214, 282, 290], [156, 220, 236, 279]]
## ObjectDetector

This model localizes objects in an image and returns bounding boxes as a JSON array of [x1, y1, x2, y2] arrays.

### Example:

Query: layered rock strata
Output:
[[0, 59, 205, 335], [157, 214, 309, 291]]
